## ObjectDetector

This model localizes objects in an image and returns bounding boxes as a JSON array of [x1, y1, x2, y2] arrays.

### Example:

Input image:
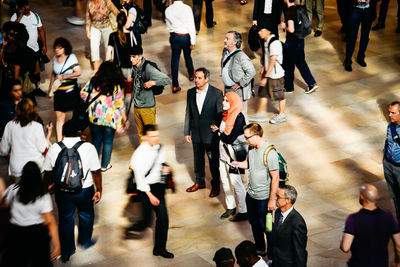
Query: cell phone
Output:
[[227, 162, 237, 169]]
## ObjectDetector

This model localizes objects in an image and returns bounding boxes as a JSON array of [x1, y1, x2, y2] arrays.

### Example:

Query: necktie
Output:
[[277, 212, 284, 227]]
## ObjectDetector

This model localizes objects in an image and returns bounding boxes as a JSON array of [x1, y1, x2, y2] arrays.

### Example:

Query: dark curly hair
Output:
[[53, 37, 72, 55]]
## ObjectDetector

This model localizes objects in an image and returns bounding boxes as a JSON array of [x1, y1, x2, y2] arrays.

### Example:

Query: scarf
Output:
[[222, 91, 242, 135]]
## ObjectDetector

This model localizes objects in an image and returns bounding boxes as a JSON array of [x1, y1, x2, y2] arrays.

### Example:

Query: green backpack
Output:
[[263, 145, 288, 186]]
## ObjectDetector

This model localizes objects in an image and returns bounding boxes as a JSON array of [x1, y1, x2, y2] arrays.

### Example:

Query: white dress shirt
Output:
[[281, 206, 294, 223], [130, 142, 165, 192], [264, 0, 273, 14], [222, 48, 237, 86], [252, 257, 269, 267], [165, 1, 196, 45], [196, 84, 209, 115]]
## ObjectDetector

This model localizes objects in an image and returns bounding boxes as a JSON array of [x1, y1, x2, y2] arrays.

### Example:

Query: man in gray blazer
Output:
[[221, 31, 256, 121], [184, 67, 223, 197]]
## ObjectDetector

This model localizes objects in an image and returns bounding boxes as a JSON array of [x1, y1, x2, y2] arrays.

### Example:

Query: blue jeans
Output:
[[246, 193, 274, 259], [90, 123, 116, 168], [55, 186, 95, 255], [284, 39, 316, 91], [345, 7, 373, 64], [170, 34, 194, 87]]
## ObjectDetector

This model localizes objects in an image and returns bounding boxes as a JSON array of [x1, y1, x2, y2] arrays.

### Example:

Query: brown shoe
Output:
[[186, 184, 205, 192], [189, 74, 195, 81], [209, 187, 220, 198], [172, 86, 181, 93]]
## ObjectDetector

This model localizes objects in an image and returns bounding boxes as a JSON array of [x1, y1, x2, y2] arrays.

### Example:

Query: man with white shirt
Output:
[[165, 0, 196, 93], [252, 0, 283, 37], [184, 68, 223, 197], [249, 28, 286, 124], [273, 185, 308, 267], [235, 240, 269, 267], [43, 120, 102, 263], [128, 124, 174, 259], [221, 31, 256, 121]]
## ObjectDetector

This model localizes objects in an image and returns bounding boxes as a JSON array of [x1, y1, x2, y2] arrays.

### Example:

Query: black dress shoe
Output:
[[153, 249, 174, 258], [229, 212, 248, 222], [127, 223, 147, 232], [220, 208, 236, 219], [61, 254, 71, 263], [371, 22, 385, 31], [209, 187, 220, 198], [207, 21, 217, 28], [344, 62, 352, 72], [356, 58, 367, 67], [314, 30, 322, 37]]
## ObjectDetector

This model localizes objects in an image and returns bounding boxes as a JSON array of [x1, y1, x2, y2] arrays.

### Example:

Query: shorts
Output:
[[258, 77, 285, 101]]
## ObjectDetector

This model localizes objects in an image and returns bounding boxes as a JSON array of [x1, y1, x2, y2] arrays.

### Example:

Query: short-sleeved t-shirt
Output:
[[43, 137, 101, 188], [344, 208, 400, 267], [264, 35, 284, 79], [11, 11, 42, 52], [248, 142, 279, 200], [4, 184, 53, 226], [52, 54, 78, 76], [285, 6, 297, 42]]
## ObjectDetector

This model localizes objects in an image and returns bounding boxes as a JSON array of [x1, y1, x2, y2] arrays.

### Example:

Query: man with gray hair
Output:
[[273, 184, 308, 267], [341, 184, 400, 266], [221, 30, 256, 121]]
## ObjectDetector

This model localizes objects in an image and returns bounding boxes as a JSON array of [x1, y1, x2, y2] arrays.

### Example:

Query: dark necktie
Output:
[[277, 212, 284, 227]]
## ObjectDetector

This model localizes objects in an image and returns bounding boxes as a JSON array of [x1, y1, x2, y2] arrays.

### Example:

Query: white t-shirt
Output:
[[264, 35, 284, 79], [11, 11, 42, 52], [4, 184, 53, 226], [43, 137, 101, 188], [0, 121, 47, 177], [52, 54, 78, 75]]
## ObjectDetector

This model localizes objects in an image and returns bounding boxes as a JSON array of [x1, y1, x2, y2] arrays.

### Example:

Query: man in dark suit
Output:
[[184, 67, 223, 197], [273, 185, 307, 267], [252, 0, 282, 37]]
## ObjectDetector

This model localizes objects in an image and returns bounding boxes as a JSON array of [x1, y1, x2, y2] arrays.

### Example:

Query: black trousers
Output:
[[143, 0, 166, 26], [1, 223, 52, 267], [140, 183, 169, 251], [336, 0, 352, 32], [193, 0, 214, 31], [193, 141, 220, 188]]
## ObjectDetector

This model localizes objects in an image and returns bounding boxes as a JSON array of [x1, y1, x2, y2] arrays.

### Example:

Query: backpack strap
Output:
[[33, 12, 40, 25], [222, 50, 242, 68], [267, 36, 282, 67], [72, 140, 85, 150], [390, 123, 400, 146], [263, 145, 276, 167], [57, 141, 66, 150]]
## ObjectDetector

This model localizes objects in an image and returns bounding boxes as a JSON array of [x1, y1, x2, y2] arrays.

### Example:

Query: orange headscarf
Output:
[[222, 92, 243, 135]]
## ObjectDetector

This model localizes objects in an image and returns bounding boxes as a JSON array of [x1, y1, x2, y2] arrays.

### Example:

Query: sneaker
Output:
[[269, 114, 287, 124], [356, 58, 367, 67], [305, 84, 318, 94], [248, 113, 269, 122], [66, 16, 85, 26]]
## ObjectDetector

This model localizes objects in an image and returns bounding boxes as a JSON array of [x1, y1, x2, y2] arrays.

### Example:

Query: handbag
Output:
[[72, 84, 101, 131], [226, 134, 249, 162], [21, 72, 36, 94]]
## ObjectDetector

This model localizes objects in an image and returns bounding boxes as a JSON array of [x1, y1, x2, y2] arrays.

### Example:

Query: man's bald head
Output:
[[360, 184, 379, 203]]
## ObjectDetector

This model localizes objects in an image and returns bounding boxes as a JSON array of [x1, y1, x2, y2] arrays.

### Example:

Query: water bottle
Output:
[[266, 212, 273, 232]]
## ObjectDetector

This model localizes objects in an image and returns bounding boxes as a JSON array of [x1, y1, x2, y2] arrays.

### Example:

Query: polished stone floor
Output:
[[1, 0, 400, 266]]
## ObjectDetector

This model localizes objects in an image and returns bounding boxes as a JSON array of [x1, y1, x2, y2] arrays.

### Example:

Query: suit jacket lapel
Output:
[[277, 209, 296, 232], [201, 85, 213, 115]]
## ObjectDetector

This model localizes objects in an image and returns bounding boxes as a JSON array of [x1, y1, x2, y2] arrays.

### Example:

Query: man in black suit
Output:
[[184, 67, 223, 197], [252, 0, 282, 37], [273, 185, 307, 267]]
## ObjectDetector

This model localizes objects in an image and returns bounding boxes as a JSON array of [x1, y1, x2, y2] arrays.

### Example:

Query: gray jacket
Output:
[[131, 58, 171, 108], [221, 48, 256, 101]]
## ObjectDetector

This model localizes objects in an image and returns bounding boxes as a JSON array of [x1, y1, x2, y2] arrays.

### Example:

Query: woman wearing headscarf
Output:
[[211, 91, 248, 222]]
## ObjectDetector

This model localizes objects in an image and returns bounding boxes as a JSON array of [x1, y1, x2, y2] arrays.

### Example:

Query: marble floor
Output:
[[1, 0, 400, 266]]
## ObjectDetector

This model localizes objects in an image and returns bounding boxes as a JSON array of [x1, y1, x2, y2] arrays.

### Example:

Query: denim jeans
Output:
[[246, 193, 274, 259], [284, 39, 316, 91], [345, 7, 373, 64], [55, 186, 95, 255], [90, 123, 116, 168], [169, 34, 195, 87]]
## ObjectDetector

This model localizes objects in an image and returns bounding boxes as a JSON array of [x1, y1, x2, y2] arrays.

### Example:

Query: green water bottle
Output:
[[266, 212, 273, 232]]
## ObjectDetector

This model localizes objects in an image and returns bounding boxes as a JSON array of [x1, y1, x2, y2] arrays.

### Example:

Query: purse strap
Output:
[[58, 55, 70, 75], [85, 83, 102, 107]]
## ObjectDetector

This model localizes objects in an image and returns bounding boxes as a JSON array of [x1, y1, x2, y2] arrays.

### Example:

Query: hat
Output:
[[128, 46, 143, 56], [213, 248, 234, 263]]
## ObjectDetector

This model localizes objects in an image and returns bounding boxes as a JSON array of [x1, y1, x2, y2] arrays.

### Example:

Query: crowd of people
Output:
[[0, 0, 400, 266]]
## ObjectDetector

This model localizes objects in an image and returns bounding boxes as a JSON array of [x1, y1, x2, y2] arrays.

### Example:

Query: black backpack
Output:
[[293, 4, 312, 39], [267, 36, 288, 71], [54, 141, 88, 193], [133, 6, 150, 34], [142, 60, 164, 96]]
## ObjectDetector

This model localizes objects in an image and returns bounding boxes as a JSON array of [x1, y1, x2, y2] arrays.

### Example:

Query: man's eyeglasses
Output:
[[276, 194, 287, 200], [244, 134, 257, 140]]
